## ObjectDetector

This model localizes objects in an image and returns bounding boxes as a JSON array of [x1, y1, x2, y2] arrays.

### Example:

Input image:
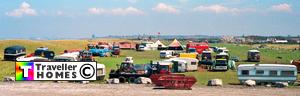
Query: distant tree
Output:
[[92, 34, 96, 39]]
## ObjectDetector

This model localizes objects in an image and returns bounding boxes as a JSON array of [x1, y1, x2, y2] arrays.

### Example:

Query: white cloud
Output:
[[88, 7, 144, 16], [111, 7, 144, 15], [178, 0, 188, 4], [152, 3, 179, 14], [271, 3, 292, 12], [128, 0, 139, 4], [6, 2, 37, 17], [88, 8, 106, 15], [56, 11, 63, 16], [193, 4, 255, 14]]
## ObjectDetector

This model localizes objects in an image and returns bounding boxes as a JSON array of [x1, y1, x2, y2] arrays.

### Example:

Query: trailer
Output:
[[167, 58, 198, 71], [237, 64, 297, 84]]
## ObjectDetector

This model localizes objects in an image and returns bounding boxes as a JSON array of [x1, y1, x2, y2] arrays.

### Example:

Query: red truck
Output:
[[186, 41, 209, 54]]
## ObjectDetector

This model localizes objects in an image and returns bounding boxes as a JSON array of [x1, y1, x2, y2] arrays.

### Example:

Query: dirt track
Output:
[[0, 82, 299, 96]]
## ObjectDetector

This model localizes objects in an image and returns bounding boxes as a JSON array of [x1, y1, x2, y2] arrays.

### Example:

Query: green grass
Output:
[[0, 40, 299, 86]]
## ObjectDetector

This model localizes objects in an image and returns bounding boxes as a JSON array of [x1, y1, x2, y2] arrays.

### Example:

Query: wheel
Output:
[[119, 76, 126, 83]]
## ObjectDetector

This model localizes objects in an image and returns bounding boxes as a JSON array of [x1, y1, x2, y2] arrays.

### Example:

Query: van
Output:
[[237, 64, 297, 84]]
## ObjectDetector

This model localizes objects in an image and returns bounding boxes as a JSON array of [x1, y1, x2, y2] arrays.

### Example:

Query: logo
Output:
[[15, 62, 97, 81]]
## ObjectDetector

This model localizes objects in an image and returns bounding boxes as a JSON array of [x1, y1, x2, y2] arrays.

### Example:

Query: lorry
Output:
[[247, 50, 260, 62], [4, 46, 26, 61], [211, 52, 236, 71], [199, 50, 213, 65], [186, 41, 209, 54], [111, 45, 120, 55], [79, 50, 94, 61]]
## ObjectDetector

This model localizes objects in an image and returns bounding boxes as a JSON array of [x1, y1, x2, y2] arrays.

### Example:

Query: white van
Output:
[[160, 50, 174, 58], [237, 64, 297, 84]]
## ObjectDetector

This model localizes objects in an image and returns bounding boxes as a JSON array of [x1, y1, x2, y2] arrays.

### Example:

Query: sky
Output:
[[0, 0, 300, 39]]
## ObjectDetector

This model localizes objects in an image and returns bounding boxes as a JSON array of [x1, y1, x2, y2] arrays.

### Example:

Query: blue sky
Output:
[[0, 0, 299, 39]]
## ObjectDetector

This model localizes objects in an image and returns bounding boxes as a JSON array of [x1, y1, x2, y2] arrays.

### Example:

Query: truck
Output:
[[211, 52, 236, 71], [79, 50, 94, 61], [247, 50, 260, 62], [186, 41, 209, 54], [199, 50, 213, 65]]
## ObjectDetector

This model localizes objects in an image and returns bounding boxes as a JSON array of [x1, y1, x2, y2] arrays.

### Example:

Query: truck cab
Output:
[[247, 50, 260, 62], [213, 59, 228, 71], [199, 51, 213, 65]]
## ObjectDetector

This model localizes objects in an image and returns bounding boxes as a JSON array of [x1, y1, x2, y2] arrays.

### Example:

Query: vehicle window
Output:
[[281, 71, 294, 76], [5, 49, 16, 54], [269, 70, 277, 76], [256, 70, 264, 75], [241, 70, 249, 75], [191, 62, 196, 65], [97, 69, 103, 75]]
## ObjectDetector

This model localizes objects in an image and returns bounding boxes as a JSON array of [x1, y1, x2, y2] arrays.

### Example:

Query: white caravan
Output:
[[237, 64, 297, 84]]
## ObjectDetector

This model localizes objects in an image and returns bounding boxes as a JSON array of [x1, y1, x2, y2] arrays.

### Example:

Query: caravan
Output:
[[237, 64, 297, 84], [167, 58, 198, 71]]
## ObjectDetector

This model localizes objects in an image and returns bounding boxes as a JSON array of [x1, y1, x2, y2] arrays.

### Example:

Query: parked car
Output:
[[230, 56, 240, 62]]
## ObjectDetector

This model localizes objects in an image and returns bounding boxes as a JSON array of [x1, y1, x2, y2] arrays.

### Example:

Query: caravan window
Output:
[[281, 71, 294, 76], [269, 70, 277, 76], [241, 70, 249, 75], [256, 70, 264, 75]]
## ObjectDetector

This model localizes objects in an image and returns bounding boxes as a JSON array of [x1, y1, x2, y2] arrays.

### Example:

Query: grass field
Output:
[[0, 39, 299, 86]]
